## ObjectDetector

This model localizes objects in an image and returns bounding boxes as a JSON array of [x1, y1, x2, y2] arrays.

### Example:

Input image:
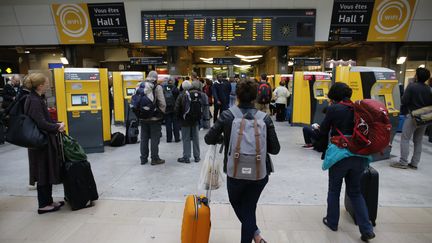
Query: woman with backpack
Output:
[[205, 79, 280, 243], [24, 73, 66, 214], [318, 82, 375, 242]]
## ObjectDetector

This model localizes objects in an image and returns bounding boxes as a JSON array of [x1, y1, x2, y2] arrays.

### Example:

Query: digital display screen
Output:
[[316, 89, 324, 97], [141, 9, 316, 46], [126, 88, 136, 96], [377, 95, 386, 106], [71, 94, 89, 106]]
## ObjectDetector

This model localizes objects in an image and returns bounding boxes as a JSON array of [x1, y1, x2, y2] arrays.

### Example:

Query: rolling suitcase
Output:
[[125, 106, 139, 144], [58, 134, 99, 210], [344, 166, 379, 226], [181, 145, 220, 243]]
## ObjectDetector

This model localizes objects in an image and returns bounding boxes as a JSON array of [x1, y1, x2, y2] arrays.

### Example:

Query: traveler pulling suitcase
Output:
[[344, 166, 379, 226], [58, 133, 99, 210], [181, 145, 221, 243]]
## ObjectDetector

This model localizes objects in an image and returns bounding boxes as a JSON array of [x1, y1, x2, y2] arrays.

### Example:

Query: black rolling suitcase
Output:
[[58, 134, 99, 210], [63, 160, 99, 210], [344, 166, 379, 226], [125, 106, 139, 144]]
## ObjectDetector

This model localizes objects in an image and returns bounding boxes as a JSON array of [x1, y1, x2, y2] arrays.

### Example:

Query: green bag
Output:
[[61, 133, 87, 162]]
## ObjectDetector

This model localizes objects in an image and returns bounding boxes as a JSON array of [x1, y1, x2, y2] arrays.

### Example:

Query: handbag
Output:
[[411, 106, 432, 126], [5, 97, 47, 149], [61, 133, 87, 162]]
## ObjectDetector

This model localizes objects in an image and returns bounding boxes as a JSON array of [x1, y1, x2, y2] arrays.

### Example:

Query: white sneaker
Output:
[[28, 184, 37, 191]]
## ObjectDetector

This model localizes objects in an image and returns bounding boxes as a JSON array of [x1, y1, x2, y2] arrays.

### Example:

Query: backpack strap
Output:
[[233, 117, 246, 178], [253, 117, 261, 180], [229, 106, 244, 118]]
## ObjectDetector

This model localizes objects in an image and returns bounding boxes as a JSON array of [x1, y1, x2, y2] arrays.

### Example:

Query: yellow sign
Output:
[[367, 0, 416, 41], [51, 4, 94, 44], [5, 68, 12, 74]]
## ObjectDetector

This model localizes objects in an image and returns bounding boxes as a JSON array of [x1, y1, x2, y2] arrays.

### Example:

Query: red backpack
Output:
[[257, 82, 272, 104], [331, 99, 392, 155]]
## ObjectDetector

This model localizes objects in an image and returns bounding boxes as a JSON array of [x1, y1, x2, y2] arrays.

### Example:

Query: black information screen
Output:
[[141, 9, 316, 46]]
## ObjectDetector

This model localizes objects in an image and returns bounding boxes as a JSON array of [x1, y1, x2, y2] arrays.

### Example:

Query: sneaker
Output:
[[194, 157, 200, 163], [360, 232, 375, 242], [151, 159, 165, 165], [28, 184, 37, 191], [177, 157, 190, 163], [408, 164, 418, 170], [322, 217, 338, 231], [390, 162, 408, 169]]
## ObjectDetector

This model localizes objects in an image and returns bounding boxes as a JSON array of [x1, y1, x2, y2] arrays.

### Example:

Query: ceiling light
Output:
[[200, 57, 213, 61], [397, 56, 407, 65], [234, 65, 251, 69], [419, 64, 425, 68], [213, 67, 221, 70], [60, 57, 69, 65], [288, 61, 294, 66], [235, 54, 263, 59], [242, 59, 259, 63], [24, 51, 30, 54]]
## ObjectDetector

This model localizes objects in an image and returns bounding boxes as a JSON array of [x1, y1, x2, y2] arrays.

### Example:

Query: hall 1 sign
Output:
[[87, 2, 129, 43], [328, 0, 375, 41]]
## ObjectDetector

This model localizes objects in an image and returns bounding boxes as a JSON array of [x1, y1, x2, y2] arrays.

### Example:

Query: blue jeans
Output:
[[326, 156, 373, 235]]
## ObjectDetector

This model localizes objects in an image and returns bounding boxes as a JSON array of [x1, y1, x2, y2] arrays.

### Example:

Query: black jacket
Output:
[[2, 83, 17, 109], [204, 103, 280, 175], [402, 82, 432, 113], [316, 102, 354, 156], [212, 79, 231, 108], [175, 89, 209, 126], [164, 84, 180, 114]]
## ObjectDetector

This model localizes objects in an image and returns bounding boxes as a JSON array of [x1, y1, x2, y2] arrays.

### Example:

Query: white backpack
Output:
[[227, 106, 267, 180]]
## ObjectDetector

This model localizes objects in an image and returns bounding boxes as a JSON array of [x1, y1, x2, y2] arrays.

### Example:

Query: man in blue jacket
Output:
[[212, 74, 231, 123]]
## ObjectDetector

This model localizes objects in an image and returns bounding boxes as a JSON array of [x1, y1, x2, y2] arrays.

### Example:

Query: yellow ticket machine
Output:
[[54, 68, 110, 153], [291, 72, 331, 125], [112, 71, 145, 124], [335, 66, 400, 160]]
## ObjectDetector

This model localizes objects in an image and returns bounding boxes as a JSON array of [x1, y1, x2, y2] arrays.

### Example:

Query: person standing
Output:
[[175, 81, 208, 163], [391, 68, 432, 169], [205, 79, 280, 243], [318, 82, 375, 242], [273, 81, 290, 121], [229, 76, 238, 107], [24, 73, 66, 214], [163, 76, 180, 143], [2, 74, 20, 109], [256, 74, 272, 114], [212, 74, 231, 123], [139, 71, 166, 165]]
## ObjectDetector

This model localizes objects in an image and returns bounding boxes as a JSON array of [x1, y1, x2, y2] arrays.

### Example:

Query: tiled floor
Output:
[[1, 196, 432, 243]]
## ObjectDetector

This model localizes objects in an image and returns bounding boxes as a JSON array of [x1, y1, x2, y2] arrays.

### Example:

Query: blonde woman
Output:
[[24, 73, 65, 214]]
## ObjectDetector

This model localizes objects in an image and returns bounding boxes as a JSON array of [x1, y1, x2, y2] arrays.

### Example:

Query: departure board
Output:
[[141, 10, 316, 46]]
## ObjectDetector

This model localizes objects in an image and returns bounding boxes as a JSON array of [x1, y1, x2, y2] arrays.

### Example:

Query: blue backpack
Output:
[[131, 83, 157, 119]]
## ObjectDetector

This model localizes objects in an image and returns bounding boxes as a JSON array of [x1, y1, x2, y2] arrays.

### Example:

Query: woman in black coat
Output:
[[24, 73, 66, 214], [205, 79, 280, 243]]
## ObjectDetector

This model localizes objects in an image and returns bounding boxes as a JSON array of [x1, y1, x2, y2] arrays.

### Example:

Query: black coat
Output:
[[25, 91, 61, 186], [212, 79, 231, 109], [204, 103, 280, 175], [2, 83, 17, 109]]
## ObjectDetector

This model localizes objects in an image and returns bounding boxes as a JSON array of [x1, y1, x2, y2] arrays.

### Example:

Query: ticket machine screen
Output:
[[126, 88, 136, 96], [316, 89, 324, 97], [378, 95, 386, 106], [71, 94, 89, 106]]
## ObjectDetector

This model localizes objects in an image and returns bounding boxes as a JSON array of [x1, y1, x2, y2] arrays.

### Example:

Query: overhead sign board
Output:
[[130, 57, 164, 65], [212, 58, 241, 65], [141, 9, 316, 46], [87, 3, 129, 43]]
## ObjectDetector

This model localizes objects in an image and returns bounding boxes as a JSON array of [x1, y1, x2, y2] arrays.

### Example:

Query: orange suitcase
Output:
[[181, 194, 211, 243]]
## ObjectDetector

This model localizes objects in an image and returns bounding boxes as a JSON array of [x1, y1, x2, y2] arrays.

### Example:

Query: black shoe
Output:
[[361, 232, 375, 242], [194, 157, 200, 163], [151, 159, 165, 165], [408, 164, 418, 170], [177, 157, 190, 163], [38, 206, 60, 215], [175, 139, 181, 142], [322, 217, 338, 231], [141, 159, 148, 165], [167, 140, 172, 143]]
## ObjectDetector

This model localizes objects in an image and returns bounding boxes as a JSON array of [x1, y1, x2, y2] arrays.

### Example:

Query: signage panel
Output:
[[87, 3, 129, 43]]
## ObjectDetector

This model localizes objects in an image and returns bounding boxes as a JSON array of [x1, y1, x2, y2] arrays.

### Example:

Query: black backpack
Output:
[[257, 82, 272, 104], [184, 91, 202, 122], [131, 82, 157, 119], [163, 85, 176, 112], [110, 132, 125, 147]]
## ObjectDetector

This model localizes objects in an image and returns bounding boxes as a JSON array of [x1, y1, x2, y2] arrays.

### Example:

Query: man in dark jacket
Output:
[[175, 80, 209, 163], [205, 79, 279, 243], [163, 76, 180, 143], [212, 74, 231, 123], [391, 68, 432, 169], [2, 75, 20, 109]]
